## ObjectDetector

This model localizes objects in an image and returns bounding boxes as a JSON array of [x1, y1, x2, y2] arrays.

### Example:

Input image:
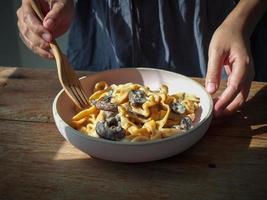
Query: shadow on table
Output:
[[208, 84, 267, 137]]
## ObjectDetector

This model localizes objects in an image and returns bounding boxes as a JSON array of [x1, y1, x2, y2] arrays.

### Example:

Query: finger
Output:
[[221, 90, 248, 117], [214, 90, 245, 118], [25, 12, 52, 42], [219, 73, 252, 116], [214, 83, 240, 117], [17, 1, 52, 43], [24, 6, 52, 42], [214, 57, 249, 116], [205, 47, 226, 94], [19, 33, 54, 59], [18, 19, 50, 51], [43, 1, 65, 31]]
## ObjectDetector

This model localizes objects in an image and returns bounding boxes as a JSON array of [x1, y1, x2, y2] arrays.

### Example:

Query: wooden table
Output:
[[0, 66, 267, 200]]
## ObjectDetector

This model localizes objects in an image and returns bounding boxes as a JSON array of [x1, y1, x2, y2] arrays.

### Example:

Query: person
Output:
[[17, 0, 267, 118]]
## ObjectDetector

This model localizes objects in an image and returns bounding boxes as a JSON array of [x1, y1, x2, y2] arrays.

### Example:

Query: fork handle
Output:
[[29, 0, 87, 109], [30, 0, 45, 21], [30, 0, 65, 77], [30, 0, 70, 96]]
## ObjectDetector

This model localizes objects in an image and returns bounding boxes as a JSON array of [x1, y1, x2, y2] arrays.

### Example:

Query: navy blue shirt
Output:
[[67, 0, 267, 81]]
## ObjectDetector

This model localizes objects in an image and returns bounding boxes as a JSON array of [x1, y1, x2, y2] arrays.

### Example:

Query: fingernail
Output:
[[44, 18, 55, 30], [206, 82, 216, 93], [42, 33, 51, 42]]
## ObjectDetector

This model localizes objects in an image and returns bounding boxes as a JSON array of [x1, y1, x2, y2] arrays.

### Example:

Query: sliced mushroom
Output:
[[95, 91, 118, 112], [180, 116, 193, 130], [95, 100, 118, 112], [95, 115, 125, 141], [128, 90, 146, 106], [171, 102, 186, 114]]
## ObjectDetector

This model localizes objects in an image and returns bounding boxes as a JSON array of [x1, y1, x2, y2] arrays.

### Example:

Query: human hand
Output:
[[205, 23, 254, 118], [17, 0, 74, 59]]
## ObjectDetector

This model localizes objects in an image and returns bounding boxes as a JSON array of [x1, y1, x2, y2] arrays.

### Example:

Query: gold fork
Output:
[[30, 0, 89, 109]]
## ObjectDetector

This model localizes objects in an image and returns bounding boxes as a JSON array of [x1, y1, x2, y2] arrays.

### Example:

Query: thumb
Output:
[[43, 2, 64, 31], [205, 48, 226, 94]]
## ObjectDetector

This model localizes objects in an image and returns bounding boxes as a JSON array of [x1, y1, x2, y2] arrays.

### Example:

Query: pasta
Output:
[[71, 81, 200, 142]]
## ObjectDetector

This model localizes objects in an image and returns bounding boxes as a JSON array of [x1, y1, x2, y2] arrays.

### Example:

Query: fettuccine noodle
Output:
[[71, 81, 200, 142]]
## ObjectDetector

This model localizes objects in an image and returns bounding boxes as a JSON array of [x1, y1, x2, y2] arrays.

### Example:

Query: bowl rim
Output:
[[52, 67, 213, 146]]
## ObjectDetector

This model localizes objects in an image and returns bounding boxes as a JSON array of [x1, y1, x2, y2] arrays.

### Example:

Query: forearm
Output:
[[222, 0, 267, 38]]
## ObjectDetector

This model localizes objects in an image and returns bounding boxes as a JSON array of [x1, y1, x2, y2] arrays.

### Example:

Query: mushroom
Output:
[[171, 102, 186, 114], [95, 100, 118, 112], [95, 115, 125, 141], [95, 91, 118, 112], [128, 90, 146, 106], [180, 116, 193, 130]]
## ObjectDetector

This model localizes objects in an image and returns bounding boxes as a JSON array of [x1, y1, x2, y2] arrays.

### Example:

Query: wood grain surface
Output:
[[0, 67, 267, 200]]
